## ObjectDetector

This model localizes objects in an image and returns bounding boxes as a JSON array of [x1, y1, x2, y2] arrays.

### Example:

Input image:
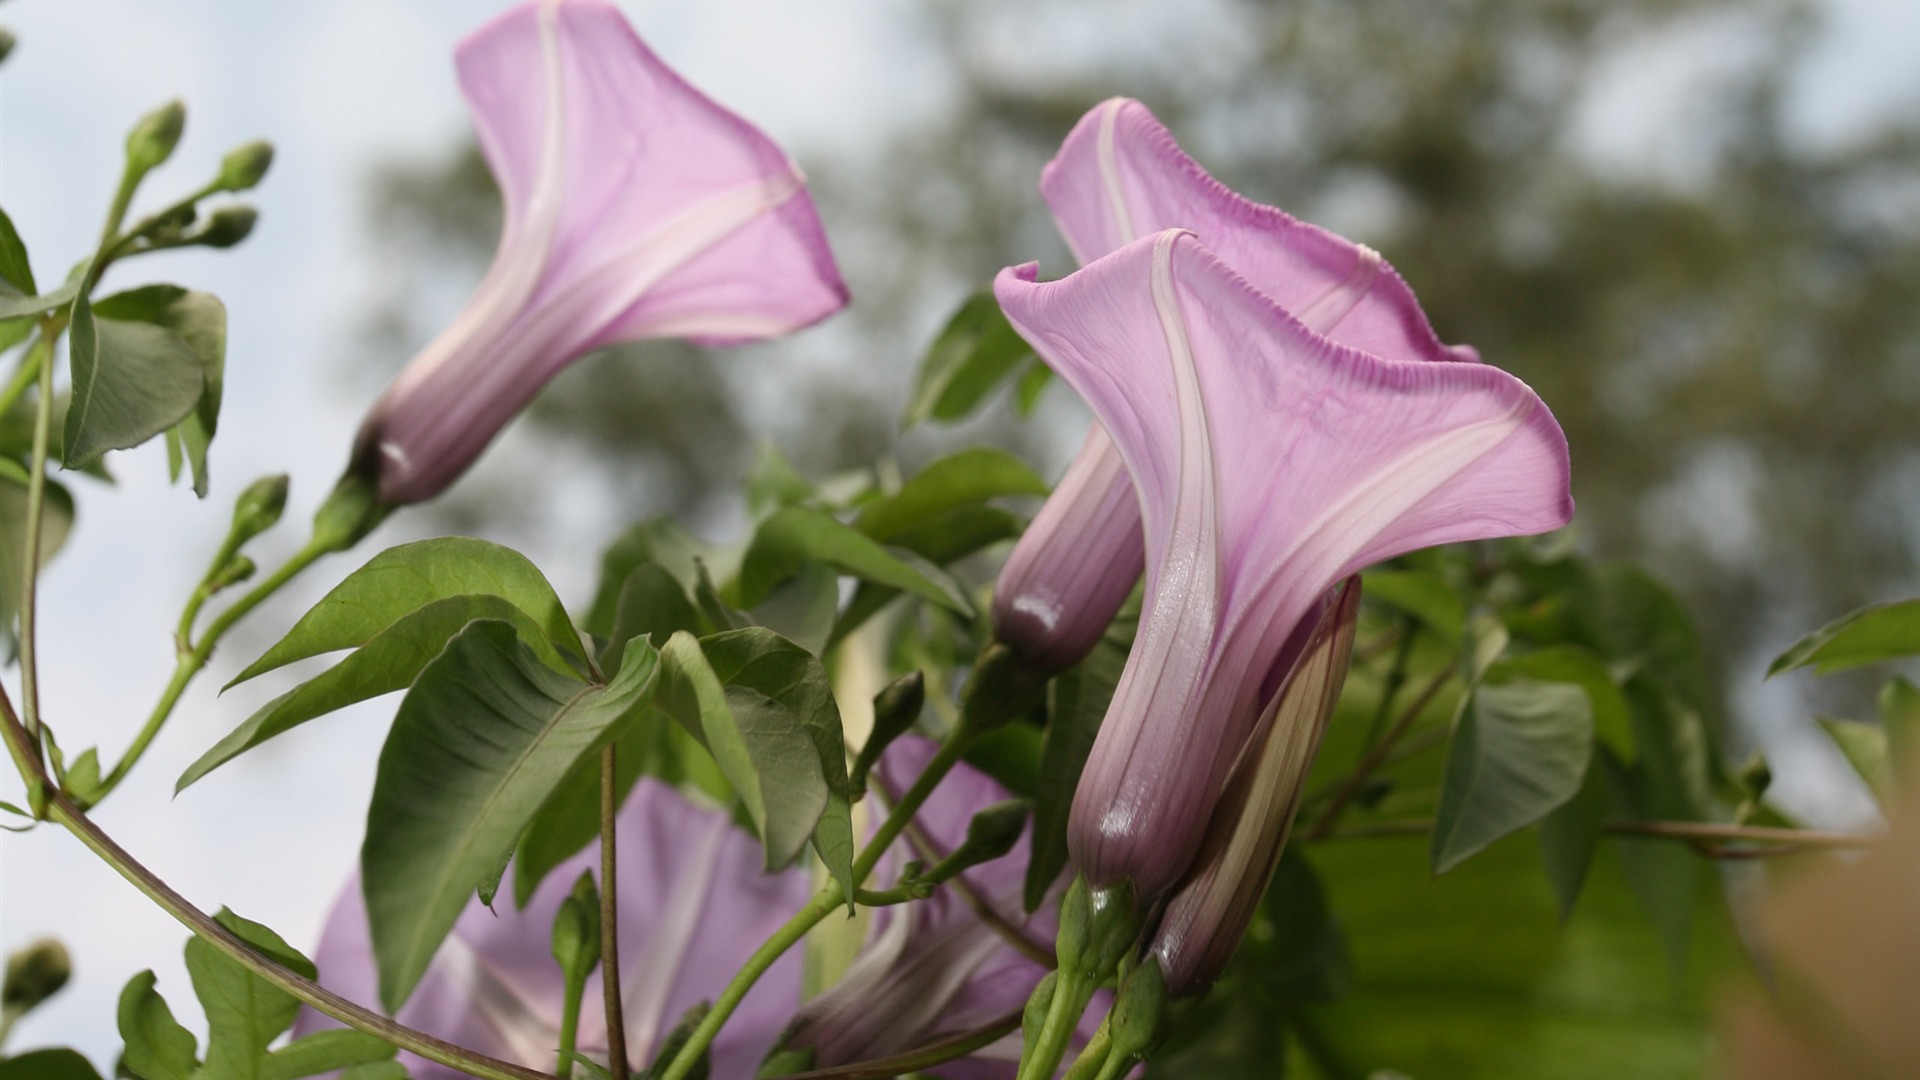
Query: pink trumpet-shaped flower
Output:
[[353, 0, 847, 505], [780, 737, 1094, 1079], [297, 781, 813, 1079], [991, 98, 1472, 673], [994, 230, 1572, 900]]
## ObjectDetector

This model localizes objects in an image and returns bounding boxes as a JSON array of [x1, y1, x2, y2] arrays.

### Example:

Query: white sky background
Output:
[[0, 0, 1916, 1066]]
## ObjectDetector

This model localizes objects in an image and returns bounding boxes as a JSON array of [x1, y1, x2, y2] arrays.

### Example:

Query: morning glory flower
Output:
[[777, 736, 1090, 1078], [991, 97, 1473, 673], [297, 780, 814, 1079], [1150, 577, 1360, 996], [352, 0, 847, 505], [994, 230, 1572, 900]]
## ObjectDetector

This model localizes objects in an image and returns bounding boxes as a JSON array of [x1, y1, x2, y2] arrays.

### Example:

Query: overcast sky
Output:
[[2, 0, 1918, 1066]]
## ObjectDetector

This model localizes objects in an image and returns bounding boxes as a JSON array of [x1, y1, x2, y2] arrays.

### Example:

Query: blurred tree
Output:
[[357, 0, 1920, 715]]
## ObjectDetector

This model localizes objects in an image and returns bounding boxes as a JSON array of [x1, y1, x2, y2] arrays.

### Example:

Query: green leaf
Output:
[[1493, 645, 1634, 759], [0, 463, 73, 653], [1818, 716, 1891, 795], [1013, 358, 1052, 416], [0, 1050, 104, 1080], [1026, 636, 1123, 912], [0, 206, 37, 295], [850, 448, 1047, 542], [1431, 679, 1593, 874], [337, 1064, 407, 1080], [362, 621, 658, 1010], [232, 537, 584, 686], [700, 628, 856, 898], [829, 506, 1026, 648], [180, 595, 568, 791], [598, 562, 703, 674], [655, 630, 854, 892], [0, 282, 75, 321], [584, 519, 707, 638], [736, 506, 970, 614], [116, 971, 198, 1080], [1362, 569, 1465, 645], [184, 910, 316, 1080], [1296, 834, 1742, 1080], [1769, 597, 1920, 677], [903, 292, 1034, 427], [94, 286, 226, 497], [1538, 754, 1608, 919], [745, 441, 815, 518], [746, 562, 839, 656], [257, 1030, 397, 1080], [61, 291, 207, 469]]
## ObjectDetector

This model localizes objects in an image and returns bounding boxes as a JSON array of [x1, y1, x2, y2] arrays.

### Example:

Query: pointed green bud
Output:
[[550, 871, 601, 987], [230, 474, 288, 546], [125, 99, 186, 176], [849, 670, 924, 798], [205, 555, 257, 594], [3, 938, 72, 1016], [651, 1001, 711, 1080], [216, 141, 273, 192], [925, 799, 1029, 884], [958, 642, 1049, 738], [1056, 875, 1092, 970], [194, 205, 257, 249]]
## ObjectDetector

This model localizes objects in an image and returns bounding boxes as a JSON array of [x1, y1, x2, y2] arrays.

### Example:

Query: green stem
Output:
[[0, 687, 553, 1080], [1301, 662, 1453, 841], [1060, 1017, 1112, 1080], [556, 980, 584, 1079], [598, 745, 628, 1079], [851, 733, 969, 885], [17, 330, 57, 745], [1355, 621, 1416, 755], [92, 534, 330, 803], [658, 888, 843, 1080]]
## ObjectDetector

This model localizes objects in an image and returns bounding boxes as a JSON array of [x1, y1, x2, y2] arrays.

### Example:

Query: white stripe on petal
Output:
[[1295, 244, 1381, 334], [1097, 98, 1139, 244], [622, 813, 729, 1066]]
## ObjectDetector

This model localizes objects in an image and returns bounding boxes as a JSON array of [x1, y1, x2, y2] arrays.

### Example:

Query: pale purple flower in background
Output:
[[1150, 577, 1360, 996], [353, 0, 847, 505], [297, 781, 813, 1079], [780, 736, 1088, 1079], [991, 97, 1474, 673], [994, 229, 1572, 900]]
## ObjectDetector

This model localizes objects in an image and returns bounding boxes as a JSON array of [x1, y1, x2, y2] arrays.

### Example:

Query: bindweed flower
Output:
[[777, 737, 1093, 1079], [298, 780, 813, 1080], [994, 229, 1572, 901], [990, 98, 1474, 673], [1150, 577, 1361, 995], [352, 0, 847, 505]]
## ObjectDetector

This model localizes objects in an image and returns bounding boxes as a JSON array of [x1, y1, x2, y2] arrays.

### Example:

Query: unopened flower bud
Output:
[[194, 206, 258, 249], [549, 871, 600, 984], [924, 799, 1029, 883], [125, 99, 186, 176], [991, 426, 1144, 674], [848, 671, 924, 799], [3, 938, 72, 1016], [205, 555, 256, 593], [1150, 579, 1361, 996], [230, 474, 288, 546], [215, 140, 274, 192]]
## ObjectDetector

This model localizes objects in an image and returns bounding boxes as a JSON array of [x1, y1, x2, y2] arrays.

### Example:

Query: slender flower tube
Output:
[[995, 230, 1572, 900], [778, 737, 1093, 1078], [352, 0, 847, 505], [1150, 576, 1361, 995], [990, 98, 1472, 672], [297, 781, 813, 1079]]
